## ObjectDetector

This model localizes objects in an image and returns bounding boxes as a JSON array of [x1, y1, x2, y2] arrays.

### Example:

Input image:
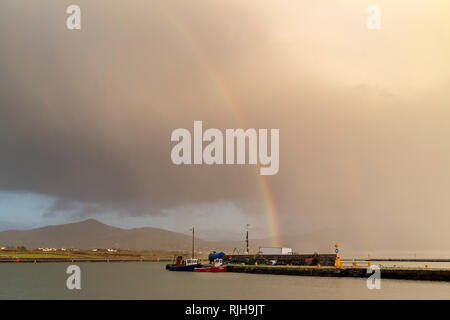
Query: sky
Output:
[[0, 1, 450, 250]]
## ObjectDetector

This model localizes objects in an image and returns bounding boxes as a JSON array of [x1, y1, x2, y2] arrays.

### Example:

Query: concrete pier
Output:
[[226, 265, 450, 282]]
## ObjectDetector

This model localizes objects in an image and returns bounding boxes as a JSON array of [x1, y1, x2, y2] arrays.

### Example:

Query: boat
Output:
[[166, 227, 202, 271], [167, 258, 202, 271], [194, 265, 227, 272], [194, 258, 227, 272]]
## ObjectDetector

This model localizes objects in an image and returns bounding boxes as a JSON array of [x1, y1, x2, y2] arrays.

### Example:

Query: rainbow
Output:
[[157, 2, 281, 247]]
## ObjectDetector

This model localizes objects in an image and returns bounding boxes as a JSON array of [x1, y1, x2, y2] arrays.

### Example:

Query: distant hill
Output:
[[5, 219, 444, 257], [0, 219, 247, 252]]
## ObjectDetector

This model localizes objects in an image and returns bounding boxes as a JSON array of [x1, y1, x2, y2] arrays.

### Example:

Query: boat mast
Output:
[[191, 227, 195, 259]]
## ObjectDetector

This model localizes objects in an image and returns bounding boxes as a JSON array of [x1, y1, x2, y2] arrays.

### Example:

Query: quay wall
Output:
[[226, 254, 336, 266], [226, 265, 450, 281]]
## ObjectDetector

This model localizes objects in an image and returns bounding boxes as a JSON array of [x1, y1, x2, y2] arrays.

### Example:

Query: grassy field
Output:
[[0, 252, 94, 259]]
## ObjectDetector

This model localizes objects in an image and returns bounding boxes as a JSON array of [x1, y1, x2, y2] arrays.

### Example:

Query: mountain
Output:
[[8, 220, 445, 257], [0, 219, 246, 252]]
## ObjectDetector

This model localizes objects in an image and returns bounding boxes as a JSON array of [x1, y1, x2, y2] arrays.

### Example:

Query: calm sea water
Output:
[[1, 262, 449, 299]]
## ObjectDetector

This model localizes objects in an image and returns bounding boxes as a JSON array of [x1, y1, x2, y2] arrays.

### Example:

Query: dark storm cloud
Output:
[[0, 0, 270, 217]]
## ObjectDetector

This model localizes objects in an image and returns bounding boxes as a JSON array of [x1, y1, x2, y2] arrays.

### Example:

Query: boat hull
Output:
[[167, 264, 202, 271], [194, 265, 228, 272]]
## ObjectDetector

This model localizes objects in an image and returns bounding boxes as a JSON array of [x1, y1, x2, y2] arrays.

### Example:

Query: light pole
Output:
[[246, 224, 250, 254], [190, 227, 195, 259]]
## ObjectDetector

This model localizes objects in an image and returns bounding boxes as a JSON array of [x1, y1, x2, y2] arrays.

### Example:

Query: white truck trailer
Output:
[[259, 247, 293, 255]]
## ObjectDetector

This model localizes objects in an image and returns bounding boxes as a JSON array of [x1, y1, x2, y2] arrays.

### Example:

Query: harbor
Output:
[[3, 261, 450, 300], [163, 228, 450, 281], [165, 255, 450, 282]]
